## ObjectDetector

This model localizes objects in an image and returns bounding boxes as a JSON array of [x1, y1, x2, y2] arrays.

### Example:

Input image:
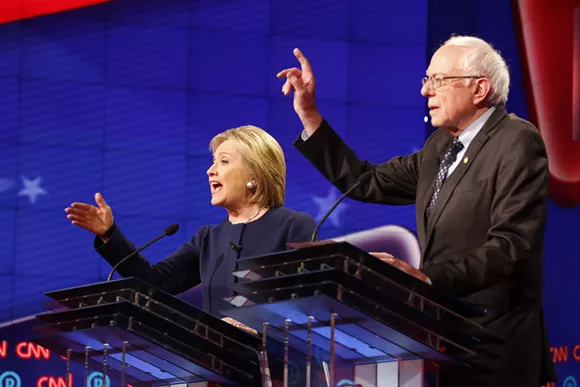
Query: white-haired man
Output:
[[278, 35, 557, 386]]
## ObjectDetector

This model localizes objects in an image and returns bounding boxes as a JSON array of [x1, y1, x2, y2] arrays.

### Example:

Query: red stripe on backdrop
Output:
[[0, 0, 109, 24]]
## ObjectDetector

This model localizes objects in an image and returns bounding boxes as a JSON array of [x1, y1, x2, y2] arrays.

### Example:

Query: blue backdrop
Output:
[[0, 0, 427, 321], [1, 0, 579, 385]]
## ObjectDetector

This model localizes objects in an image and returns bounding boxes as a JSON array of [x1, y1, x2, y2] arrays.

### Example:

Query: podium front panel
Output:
[[223, 295, 463, 365]]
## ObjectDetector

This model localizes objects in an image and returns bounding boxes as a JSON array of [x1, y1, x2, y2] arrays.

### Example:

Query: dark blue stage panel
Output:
[[108, 0, 190, 27], [0, 211, 15, 275], [14, 208, 97, 277], [0, 275, 13, 321], [107, 23, 189, 89], [104, 150, 186, 218], [270, 0, 348, 40], [21, 14, 105, 83], [189, 29, 269, 96], [0, 77, 19, 143], [0, 23, 20, 77], [349, 1, 427, 44], [20, 80, 105, 147], [190, 0, 270, 33], [106, 86, 188, 153], [21, 16, 105, 83], [0, 144, 18, 210], [348, 43, 425, 106]]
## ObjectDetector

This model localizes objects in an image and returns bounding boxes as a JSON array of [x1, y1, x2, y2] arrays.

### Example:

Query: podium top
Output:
[[235, 241, 486, 319], [45, 276, 174, 301], [43, 277, 262, 348]]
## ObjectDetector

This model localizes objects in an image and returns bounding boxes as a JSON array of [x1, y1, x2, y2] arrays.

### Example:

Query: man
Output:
[[277, 36, 557, 386]]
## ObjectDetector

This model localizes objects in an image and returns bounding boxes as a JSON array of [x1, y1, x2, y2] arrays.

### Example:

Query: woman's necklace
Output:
[[245, 207, 264, 224]]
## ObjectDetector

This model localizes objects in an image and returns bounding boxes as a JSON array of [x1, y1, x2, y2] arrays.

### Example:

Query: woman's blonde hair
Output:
[[209, 125, 286, 208]]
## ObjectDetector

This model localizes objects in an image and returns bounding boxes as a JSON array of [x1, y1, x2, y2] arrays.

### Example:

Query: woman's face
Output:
[[206, 140, 252, 209]]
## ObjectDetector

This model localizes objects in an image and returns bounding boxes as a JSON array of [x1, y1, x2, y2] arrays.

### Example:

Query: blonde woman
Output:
[[65, 125, 315, 316]]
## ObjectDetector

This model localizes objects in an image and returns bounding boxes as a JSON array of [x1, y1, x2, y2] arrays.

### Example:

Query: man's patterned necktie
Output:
[[426, 137, 464, 218]]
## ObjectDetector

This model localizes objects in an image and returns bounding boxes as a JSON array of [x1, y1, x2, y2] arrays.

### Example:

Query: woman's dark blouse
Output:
[[94, 207, 316, 315]]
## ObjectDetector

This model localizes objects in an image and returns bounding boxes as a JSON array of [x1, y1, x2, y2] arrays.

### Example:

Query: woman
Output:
[[64, 125, 316, 317]]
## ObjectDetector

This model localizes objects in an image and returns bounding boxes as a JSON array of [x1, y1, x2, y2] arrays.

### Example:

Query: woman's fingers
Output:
[[70, 202, 94, 212]]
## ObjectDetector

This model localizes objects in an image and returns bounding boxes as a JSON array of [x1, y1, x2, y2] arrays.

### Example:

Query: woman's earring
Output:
[[247, 181, 255, 190]]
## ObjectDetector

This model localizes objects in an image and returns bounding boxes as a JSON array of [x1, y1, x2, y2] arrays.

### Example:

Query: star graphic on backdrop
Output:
[[0, 178, 14, 194], [18, 176, 47, 204], [312, 188, 348, 228]]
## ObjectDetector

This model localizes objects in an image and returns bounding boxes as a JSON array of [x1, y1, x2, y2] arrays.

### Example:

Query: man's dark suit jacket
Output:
[[295, 105, 557, 387]]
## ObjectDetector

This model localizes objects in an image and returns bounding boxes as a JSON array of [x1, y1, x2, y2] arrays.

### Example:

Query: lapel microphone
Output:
[[229, 241, 242, 252]]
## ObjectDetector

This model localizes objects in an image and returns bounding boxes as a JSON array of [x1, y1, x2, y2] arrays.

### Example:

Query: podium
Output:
[[32, 277, 265, 386], [222, 242, 498, 387], [31, 242, 498, 387]]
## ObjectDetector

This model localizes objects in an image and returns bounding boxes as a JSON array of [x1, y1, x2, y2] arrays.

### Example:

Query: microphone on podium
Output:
[[106, 223, 180, 282], [310, 171, 373, 242]]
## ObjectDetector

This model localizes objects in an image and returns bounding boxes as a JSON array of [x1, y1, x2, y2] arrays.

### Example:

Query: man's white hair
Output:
[[443, 35, 510, 105]]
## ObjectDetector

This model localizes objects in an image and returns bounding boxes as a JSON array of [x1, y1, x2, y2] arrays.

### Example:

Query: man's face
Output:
[[421, 45, 479, 133]]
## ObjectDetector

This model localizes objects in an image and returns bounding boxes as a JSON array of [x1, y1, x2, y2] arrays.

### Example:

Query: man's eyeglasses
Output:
[[422, 75, 482, 89]]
